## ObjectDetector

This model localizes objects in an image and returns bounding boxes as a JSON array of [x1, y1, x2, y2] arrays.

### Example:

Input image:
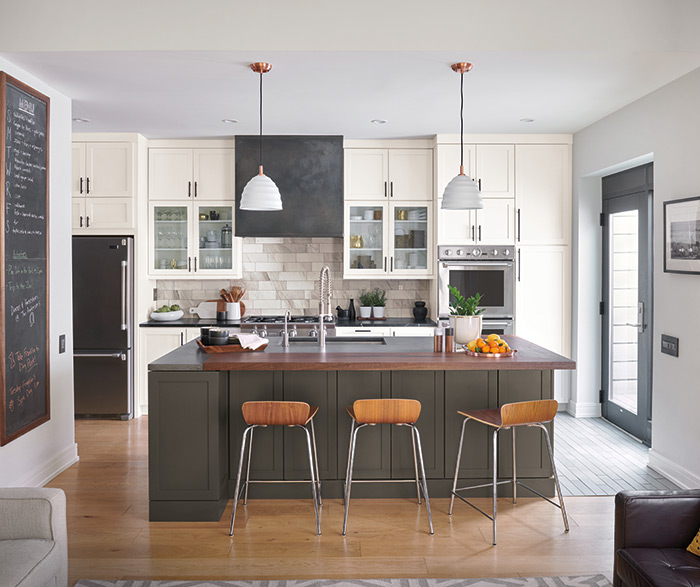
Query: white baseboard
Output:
[[12, 443, 79, 487], [648, 449, 700, 489], [566, 401, 602, 418], [139, 405, 148, 416]]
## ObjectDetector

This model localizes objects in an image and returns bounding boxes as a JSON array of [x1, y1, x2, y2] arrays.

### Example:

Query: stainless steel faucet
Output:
[[318, 265, 332, 348], [282, 310, 291, 347]]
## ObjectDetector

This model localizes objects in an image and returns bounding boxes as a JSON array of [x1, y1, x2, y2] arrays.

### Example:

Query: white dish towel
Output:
[[234, 333, 269, 350]]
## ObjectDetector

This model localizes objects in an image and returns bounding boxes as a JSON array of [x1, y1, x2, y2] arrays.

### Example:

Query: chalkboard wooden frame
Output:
[[0, 73, 50, 446]]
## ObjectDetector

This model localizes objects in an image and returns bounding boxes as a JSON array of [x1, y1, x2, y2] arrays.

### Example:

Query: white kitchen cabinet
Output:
[[148, 148, 233, 201], [335, 326, 393, 337], [72, 142, 134, 198], [344, 201, 432, 278], [475, 144, 515, 198], [149, 201, 242, 278], [437, 198, 514, 246], [72, 141, 136, 232], [137, 327, 201, 414], [344, 148, 433, 201], [390, 327, 433, 337], [515, 245, 571, 357], [515, 144, 571, 245]]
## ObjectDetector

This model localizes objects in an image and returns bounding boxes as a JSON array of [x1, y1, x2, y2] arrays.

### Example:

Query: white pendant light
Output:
[[441, 62, 483, 210], [240, 62, 282, 211]]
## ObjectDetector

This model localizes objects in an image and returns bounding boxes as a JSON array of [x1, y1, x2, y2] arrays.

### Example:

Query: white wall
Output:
[[573, 66, 700, 487], [0, 57, 78, 486]]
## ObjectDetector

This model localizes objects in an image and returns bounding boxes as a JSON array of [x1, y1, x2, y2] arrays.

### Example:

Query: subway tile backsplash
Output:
[[156, 237, 432, 318]]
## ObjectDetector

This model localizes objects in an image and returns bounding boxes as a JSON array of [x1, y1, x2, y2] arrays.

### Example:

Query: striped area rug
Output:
[[75, 577, 612, 587]]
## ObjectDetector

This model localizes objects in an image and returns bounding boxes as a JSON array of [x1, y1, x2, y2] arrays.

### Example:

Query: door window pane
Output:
[[393, 206, 428, 270], [609, 210, 638, 414], [198, 206, 233, 270], [154, 206, 188, 271], [348, 206, 383, 271]]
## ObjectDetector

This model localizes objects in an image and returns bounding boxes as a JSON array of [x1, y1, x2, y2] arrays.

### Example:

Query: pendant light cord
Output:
[[259, 71, 263, 169], [460, 70, 464, 169]]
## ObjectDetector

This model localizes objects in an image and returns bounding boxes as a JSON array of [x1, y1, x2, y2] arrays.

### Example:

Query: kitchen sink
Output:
[[280, 336, 387, 345]]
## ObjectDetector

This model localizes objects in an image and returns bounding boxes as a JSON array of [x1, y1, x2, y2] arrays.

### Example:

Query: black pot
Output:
[[413, 301, 427, 321]]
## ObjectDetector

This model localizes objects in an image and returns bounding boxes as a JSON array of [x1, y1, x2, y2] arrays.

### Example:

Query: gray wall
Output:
[[573, 66, 700, 487]]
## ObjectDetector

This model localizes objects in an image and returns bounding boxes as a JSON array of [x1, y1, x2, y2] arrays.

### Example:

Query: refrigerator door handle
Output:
[[120, 260, 128, 331], [75, 352, 126, 360]]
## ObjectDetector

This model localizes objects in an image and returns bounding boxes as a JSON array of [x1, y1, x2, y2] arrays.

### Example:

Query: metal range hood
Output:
[[234, 135, 344, 237]]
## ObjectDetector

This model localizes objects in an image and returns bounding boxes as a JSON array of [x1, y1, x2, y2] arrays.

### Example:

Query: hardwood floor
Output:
[[48, 418, 614, 586]]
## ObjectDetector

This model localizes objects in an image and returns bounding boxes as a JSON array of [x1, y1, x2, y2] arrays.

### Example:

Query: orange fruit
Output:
[[476, 338, 486, 348]]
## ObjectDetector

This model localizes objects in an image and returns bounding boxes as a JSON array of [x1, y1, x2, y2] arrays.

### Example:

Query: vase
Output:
[[347, 299, 356, 321], [359, 306, 372, 318], [453, 315, 482, 344], [372, 306, 385, 318], [412, 301, 427, 321]]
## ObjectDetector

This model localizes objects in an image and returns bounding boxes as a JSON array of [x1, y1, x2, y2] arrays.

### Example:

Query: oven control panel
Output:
[[438, 245, 514, 261]]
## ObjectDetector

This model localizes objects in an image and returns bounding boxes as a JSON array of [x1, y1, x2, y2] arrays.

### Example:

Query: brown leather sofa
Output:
[[614, 490, 700, 587]]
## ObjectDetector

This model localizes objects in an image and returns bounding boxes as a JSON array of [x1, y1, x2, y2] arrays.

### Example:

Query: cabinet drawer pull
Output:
[[355, 329, 371, 333], [79, 177, 83, 194]]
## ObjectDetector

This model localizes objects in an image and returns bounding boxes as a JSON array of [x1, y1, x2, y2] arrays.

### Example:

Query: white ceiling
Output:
[[3, 1, 700, 139]]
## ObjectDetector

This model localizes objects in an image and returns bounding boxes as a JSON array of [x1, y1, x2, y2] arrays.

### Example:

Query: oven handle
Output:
[[480, 320, 512, 327], [441, 261, 513, 268]]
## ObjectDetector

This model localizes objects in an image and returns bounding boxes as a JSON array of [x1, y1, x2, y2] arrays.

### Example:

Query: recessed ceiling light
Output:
[[221, 119, 239, 124], [371, 119, 387, 124], [72, 117, 90, 123], [520, 118, 535, 123]]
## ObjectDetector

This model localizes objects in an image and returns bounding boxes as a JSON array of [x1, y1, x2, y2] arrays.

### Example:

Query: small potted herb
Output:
[[448, 285, 484, 343], [358, 289, 373, 318], [371, 287, 387, 318]]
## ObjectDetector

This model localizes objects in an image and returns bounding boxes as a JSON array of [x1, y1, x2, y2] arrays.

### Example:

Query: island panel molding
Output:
[[0, 72, 50, 446]]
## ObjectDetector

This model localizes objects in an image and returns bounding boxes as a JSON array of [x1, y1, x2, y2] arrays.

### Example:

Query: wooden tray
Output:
[[357, 316, 387, 321], [463, 347, 517, 358], [196, 338, 267, 353]]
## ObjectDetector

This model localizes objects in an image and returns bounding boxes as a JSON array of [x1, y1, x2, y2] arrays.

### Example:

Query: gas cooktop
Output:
[[243, 315, 334, 324]]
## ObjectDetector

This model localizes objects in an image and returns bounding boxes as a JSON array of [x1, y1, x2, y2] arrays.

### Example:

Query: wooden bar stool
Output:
[[343, 398, 434, 536], [229, 401, 321, 536], [449, 399, 569, 545]]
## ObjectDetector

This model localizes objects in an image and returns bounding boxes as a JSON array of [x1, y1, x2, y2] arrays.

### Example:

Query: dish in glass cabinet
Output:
[[463, 346, 517, 358]]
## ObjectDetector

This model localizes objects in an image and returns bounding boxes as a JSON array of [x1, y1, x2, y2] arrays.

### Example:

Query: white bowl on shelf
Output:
[[149, 309, 184, 321]]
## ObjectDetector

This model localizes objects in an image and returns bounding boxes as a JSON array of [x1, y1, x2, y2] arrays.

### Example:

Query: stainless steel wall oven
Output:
[[437, 245, 515, 335]]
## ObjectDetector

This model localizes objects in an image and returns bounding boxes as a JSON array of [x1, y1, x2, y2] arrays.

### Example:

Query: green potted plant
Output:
[[371, 287, 387, 318], [448, 285, 484, 344], [358, 289, 373, 319]]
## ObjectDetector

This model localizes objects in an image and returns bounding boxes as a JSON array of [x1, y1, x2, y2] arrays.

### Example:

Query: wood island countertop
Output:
[[149, 335, 575, 372]]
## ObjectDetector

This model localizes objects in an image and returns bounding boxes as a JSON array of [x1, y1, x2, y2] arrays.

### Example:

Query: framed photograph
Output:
[[664, 195, 700, 274]]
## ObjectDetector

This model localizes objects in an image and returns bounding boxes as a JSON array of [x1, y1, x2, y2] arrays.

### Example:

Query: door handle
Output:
[[120, 260, 128, 331], [471, 225, 475, 241], [194, 181, 198, 197], [188, 181, 192, 197], [75, 352, 126, 360], [79, 216, 83, 228], [79, 177, 83, 194], [86, 177, 91, 194], [478, 225, 482, 242], [517, 208, 521, 242], [390, 181, 394, 198], [86, 216, 90, 227], [384, 182, 387, 198], [626, 302, 645, 333], [517, 249, 521, 282]]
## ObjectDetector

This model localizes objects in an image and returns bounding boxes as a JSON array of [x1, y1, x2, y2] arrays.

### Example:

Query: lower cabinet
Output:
[[148, 368, 558, 520]]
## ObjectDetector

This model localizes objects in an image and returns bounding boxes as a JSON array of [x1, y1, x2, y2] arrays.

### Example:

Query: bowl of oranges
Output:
[[464, 334, 516, 357]]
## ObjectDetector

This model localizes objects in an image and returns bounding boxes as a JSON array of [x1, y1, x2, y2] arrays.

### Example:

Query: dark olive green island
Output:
[[148, 335, 574, 521]]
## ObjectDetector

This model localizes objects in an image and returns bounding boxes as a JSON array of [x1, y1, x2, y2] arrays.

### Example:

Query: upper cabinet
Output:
[[345, 148, 433, 201], [72, 139, 138, 233], [72, 142, 134, 198], [515, 144, 571, 246], [148, 148, 234, 201], [475, 145, 515, 198]]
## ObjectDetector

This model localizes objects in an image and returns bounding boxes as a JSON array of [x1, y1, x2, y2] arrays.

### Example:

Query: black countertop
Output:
[[140, 317, 436, 328]]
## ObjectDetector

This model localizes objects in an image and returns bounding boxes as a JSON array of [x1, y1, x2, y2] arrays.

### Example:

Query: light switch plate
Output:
[[661, 334, 678, 357]]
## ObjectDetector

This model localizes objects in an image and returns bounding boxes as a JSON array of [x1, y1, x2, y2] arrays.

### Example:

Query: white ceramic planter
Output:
[[453, 315, 482, 344], [372, 306, 385, 318], [359, 306, 372, 318]]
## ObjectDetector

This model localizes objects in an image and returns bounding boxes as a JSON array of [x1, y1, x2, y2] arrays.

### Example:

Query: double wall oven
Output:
[[437, 245, 515, 335]]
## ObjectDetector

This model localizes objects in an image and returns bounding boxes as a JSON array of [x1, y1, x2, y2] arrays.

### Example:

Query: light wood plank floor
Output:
[[554, 413, 680, 496], [48, 418, 615, 586]]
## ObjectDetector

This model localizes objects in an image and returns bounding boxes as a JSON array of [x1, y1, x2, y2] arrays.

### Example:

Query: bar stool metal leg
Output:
[[343, 419, 356, 505], [512, 427, 517, 505], [230, 425, 254, 536], [492, 428, 498, 545], [449, 417, 469, 516], [538, 423, 569, 532], [342, 423, 366, 536], [411, 425, 434, 535], [410, 427, 421, 505], [243, 427, 254, 505], [309, 418, 323, 507], [299, 425, 321, 536]]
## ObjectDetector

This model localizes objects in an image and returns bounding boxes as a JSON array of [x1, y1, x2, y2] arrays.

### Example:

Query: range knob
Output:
[[472, 247, 482, 258], [491, 249, 499, 256], [504, 248, 511, 256], [455, 248, 465, 256], [443, 249, 453, 256]]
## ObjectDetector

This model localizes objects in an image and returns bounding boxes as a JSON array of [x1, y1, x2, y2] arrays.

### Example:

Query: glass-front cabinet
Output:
[[344, 201, 432, 278], [150, 202, 241, 277]]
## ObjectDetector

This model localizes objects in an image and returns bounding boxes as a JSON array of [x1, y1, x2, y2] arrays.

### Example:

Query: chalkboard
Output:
[[235, 135, 344, 237], [0, 73, 50, 446]]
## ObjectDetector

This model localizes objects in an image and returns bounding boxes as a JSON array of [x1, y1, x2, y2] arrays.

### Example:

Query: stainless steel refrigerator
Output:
[[72, 236, 134, 419]]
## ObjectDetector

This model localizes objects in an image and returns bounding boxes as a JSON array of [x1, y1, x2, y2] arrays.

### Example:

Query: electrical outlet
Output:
[[398, 285, 403, 290], [59, 334, 66, 354]]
